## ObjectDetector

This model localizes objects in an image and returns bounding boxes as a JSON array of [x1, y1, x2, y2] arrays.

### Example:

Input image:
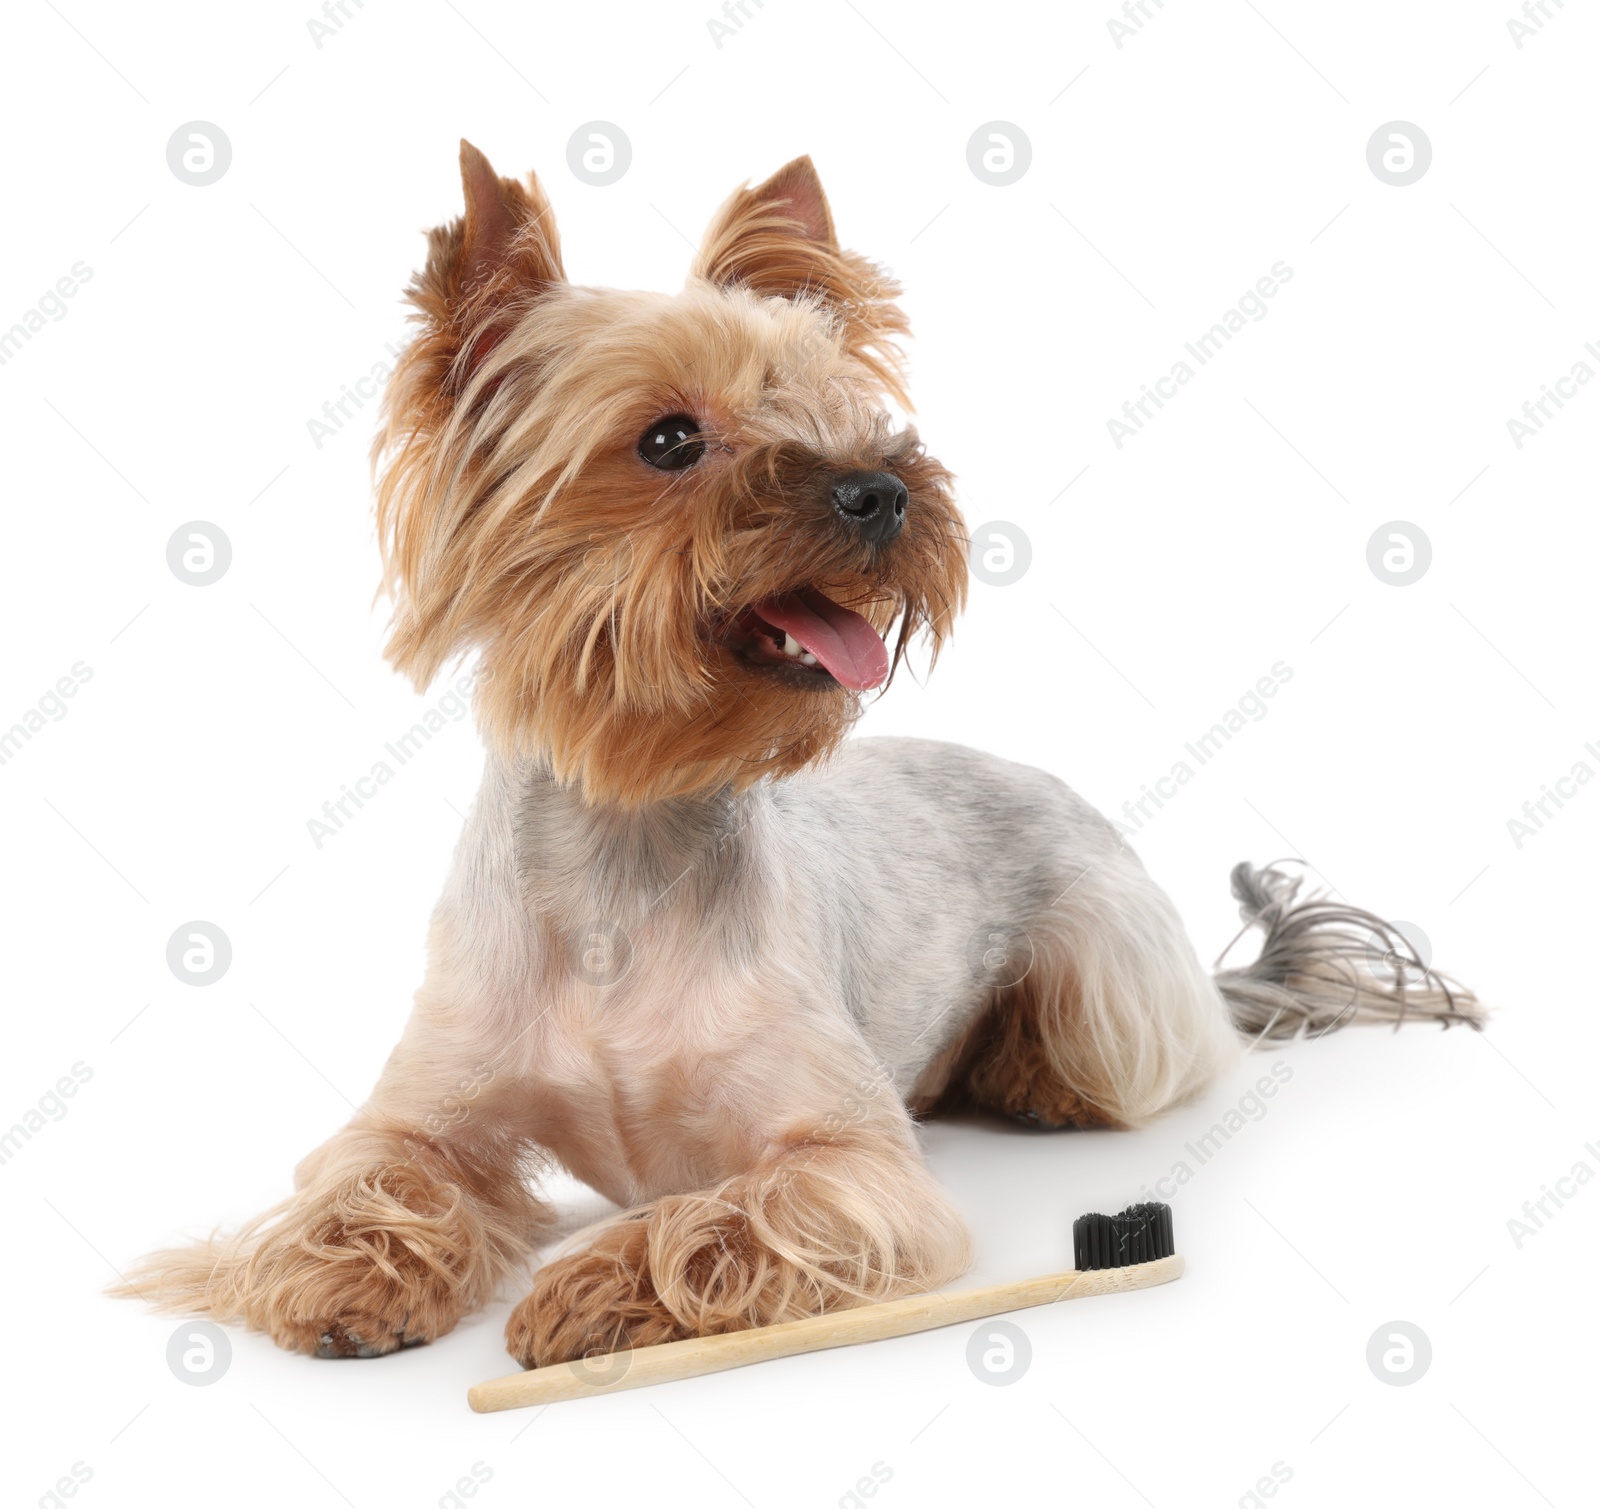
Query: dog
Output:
[[118, 145, 1483, 1368]]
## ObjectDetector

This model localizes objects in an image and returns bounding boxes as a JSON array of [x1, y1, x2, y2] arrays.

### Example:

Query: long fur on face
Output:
[[374, 147, 967, 805]]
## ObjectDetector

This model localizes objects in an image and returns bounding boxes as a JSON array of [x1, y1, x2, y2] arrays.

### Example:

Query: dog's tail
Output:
[[1214, 861, 1485, 1041]]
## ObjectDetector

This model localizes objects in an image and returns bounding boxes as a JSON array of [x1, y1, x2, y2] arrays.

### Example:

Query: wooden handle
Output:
[[468, 1253, 1183, 1412]]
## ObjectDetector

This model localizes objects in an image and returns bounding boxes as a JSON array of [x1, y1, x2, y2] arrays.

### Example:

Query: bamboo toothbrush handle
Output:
[[467, 1252, 1183, 1412]]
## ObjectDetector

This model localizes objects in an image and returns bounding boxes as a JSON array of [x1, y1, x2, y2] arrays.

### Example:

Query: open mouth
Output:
[[721, 588, 892, 691]]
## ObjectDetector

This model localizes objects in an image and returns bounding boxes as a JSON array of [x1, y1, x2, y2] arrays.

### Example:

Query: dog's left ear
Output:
[[692, 156, 911, 405]]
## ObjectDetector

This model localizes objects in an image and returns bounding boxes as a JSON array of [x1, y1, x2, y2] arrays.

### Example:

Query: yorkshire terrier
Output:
[[119, 144, 1481, 1368]]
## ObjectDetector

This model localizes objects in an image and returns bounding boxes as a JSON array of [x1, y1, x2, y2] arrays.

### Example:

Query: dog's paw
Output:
[[311, 1320, 430, 1360], [505, 1222, 686, 1370], [233, 1314, 422, 1360], [260, 1286, 457, 1360], [233, 1165, 480, 1359]]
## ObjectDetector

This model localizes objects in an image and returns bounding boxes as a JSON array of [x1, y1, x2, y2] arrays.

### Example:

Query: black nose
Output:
[[830, 470, 907, 545]]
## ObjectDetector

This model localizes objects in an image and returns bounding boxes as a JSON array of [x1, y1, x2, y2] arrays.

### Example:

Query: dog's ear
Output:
[[692, 156, 911, 405], [406, 141, 565, 378], [451, 139, 564, 296], [377, 143, 567, 681]]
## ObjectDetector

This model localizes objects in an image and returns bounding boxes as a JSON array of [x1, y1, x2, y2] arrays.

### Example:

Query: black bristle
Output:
[[1072, 1201, 1175, 1270]]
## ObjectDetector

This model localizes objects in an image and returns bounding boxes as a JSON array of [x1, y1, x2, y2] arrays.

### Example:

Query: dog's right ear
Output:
[[409, 141, 565, 369], [453, 140, 564, 295], [376, 143, 567, 682]]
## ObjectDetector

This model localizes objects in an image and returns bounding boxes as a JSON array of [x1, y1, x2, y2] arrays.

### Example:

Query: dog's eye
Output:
[[638, 415, 705, 471]]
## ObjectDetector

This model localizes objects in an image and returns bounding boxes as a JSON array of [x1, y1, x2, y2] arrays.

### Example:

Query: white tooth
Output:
[[800, 652, 817, 666], [783, 633, 802, 658]]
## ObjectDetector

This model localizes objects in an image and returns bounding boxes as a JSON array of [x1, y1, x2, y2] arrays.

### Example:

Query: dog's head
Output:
[[375, 142, 967, 805]]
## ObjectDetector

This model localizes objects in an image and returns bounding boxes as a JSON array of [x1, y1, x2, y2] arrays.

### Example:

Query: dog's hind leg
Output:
[[919, 852, 1486, 1130], [917, 846, 1240, 1130]]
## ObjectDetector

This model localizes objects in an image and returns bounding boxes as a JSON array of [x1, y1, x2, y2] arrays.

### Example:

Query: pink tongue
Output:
[[753, 589, 889, 690]]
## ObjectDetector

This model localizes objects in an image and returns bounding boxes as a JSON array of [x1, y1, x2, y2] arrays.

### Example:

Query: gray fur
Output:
[[493, 734, 1241, 1141], [462, 737, 1476, 1204], [1216, 861, 1484, 1041], [506, 736, 1133, 1091]]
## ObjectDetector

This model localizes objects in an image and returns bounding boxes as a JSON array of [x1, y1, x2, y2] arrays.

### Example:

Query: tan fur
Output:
[[910, 860, 1243, 1131], [913, 984, 1126, 1129], [116, 919, 560, 1354], [505, 1118, 969, 1367], [374, 149, 963, 807], [116, 150, 979, 1359], [115, 146, 1461, 1376], [691, 156, 913, 406], [118, 1118, 549, 1356]]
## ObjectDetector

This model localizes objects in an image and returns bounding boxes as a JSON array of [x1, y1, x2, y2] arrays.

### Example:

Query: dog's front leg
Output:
[[121, 995, 550, 1357], [120, 767, 555, 1356], [503, 1049, 971, 1369]]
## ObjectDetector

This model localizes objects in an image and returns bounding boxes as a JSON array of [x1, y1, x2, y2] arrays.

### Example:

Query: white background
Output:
[[2, 2, 1596, 1506]]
